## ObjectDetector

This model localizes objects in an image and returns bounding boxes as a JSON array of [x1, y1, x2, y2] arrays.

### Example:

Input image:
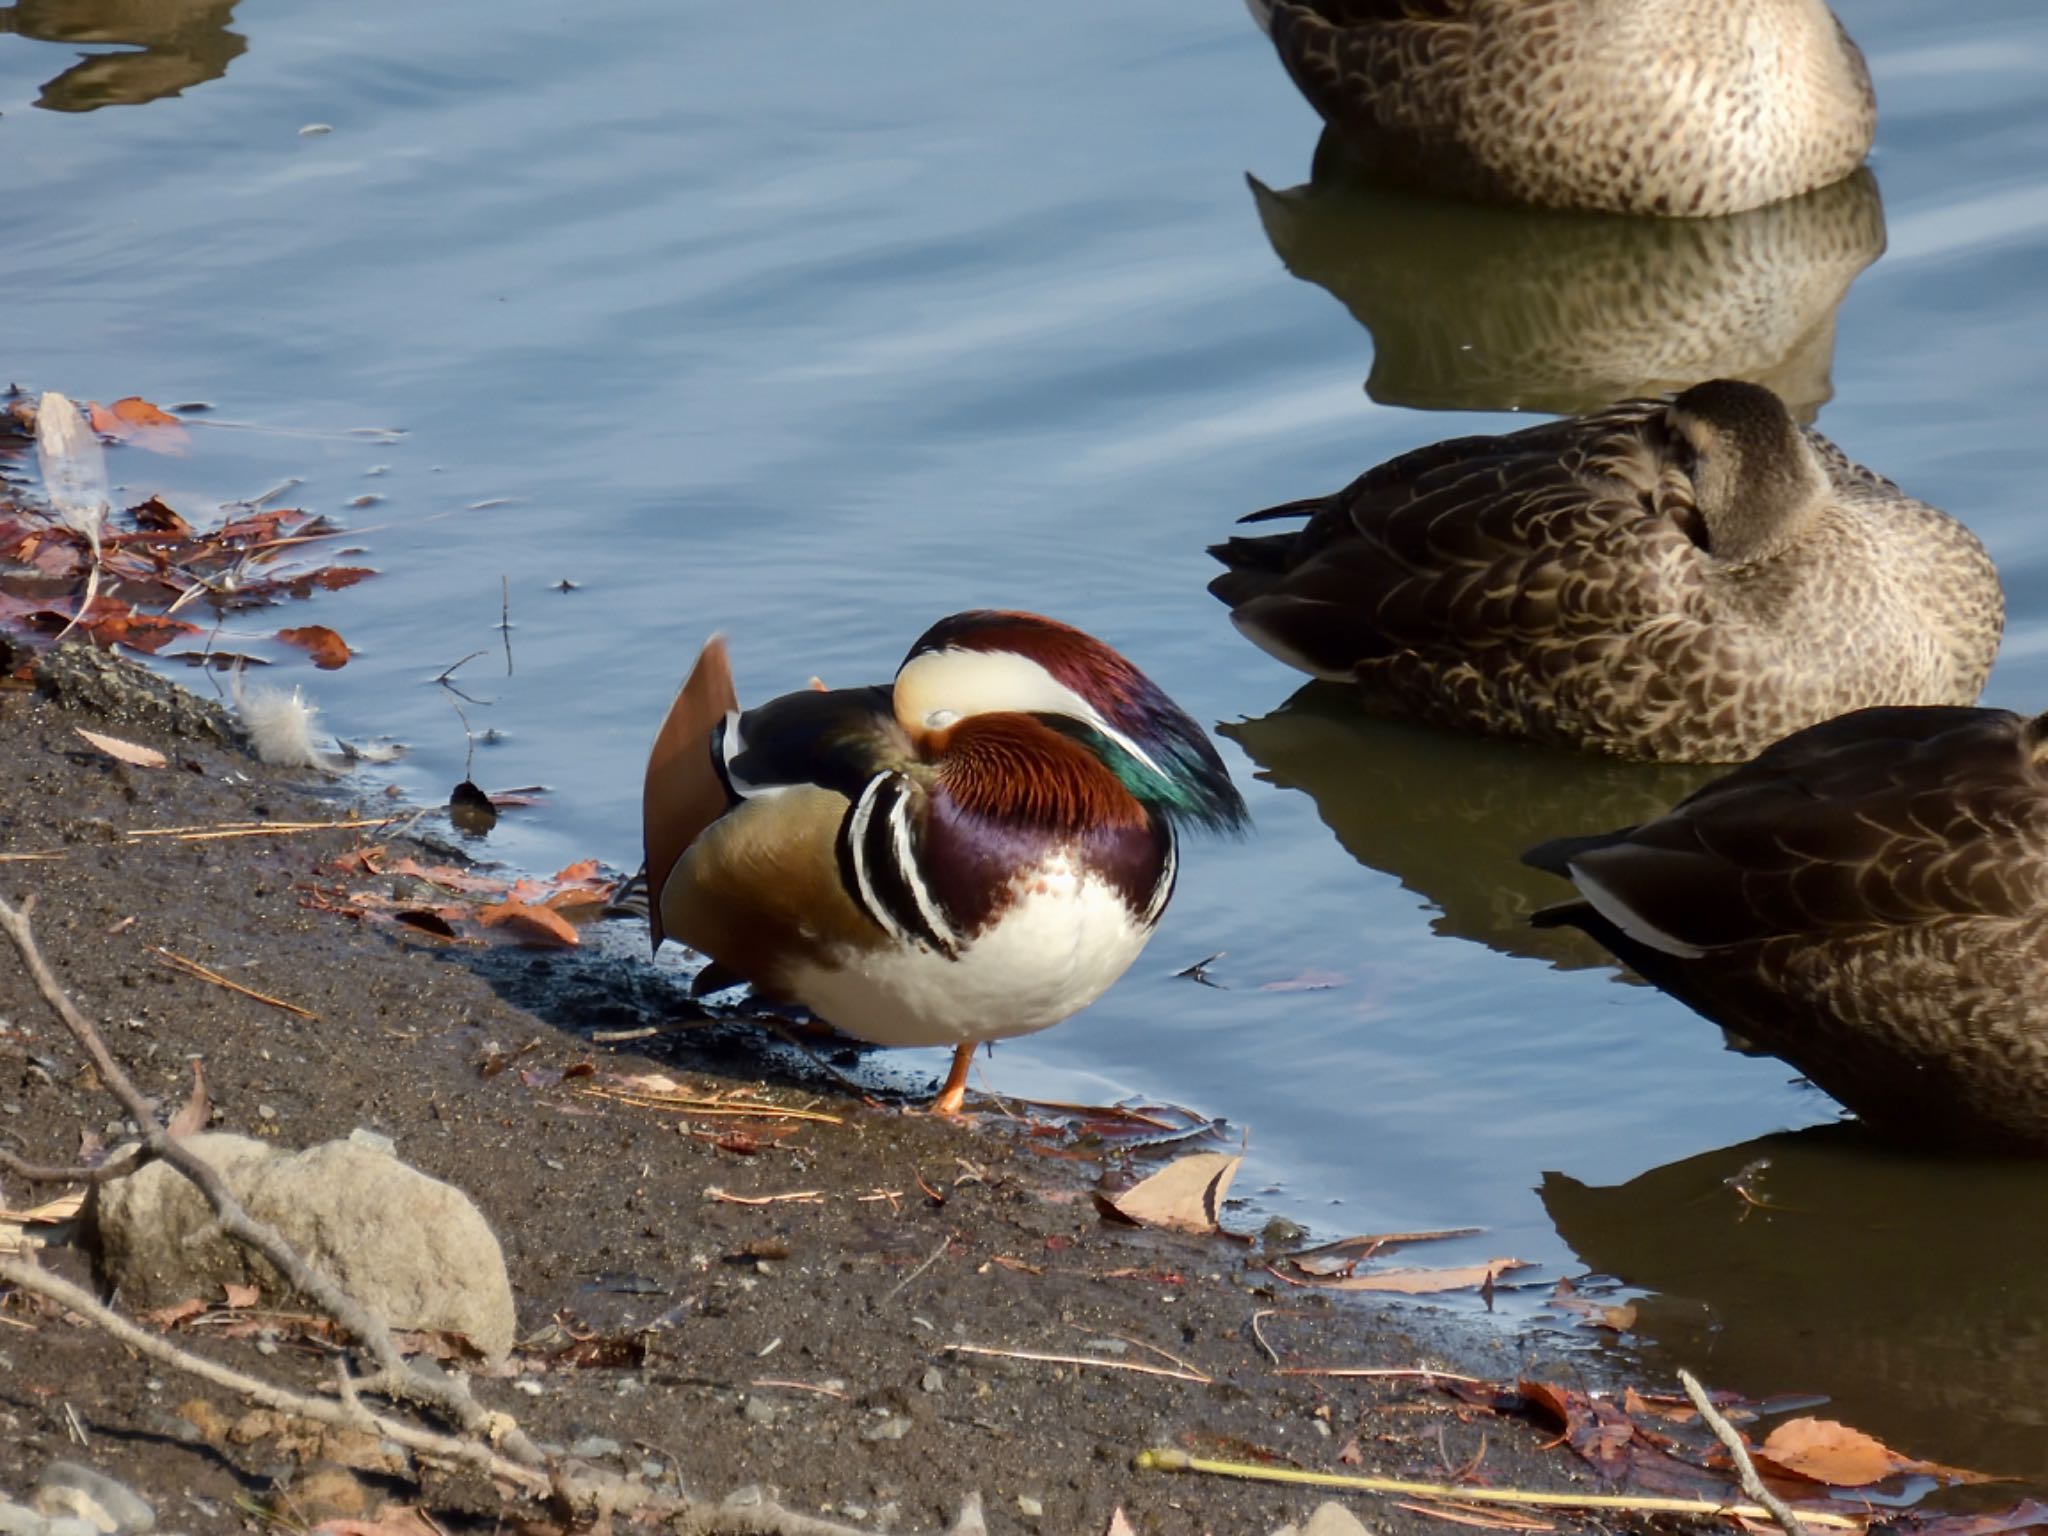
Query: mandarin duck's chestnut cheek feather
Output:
[[898, 610, 1250, 836]]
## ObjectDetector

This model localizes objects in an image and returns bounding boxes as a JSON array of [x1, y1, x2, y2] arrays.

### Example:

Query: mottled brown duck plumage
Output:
[[1251, 0, 1876, 217], [1524, 706, 2048, 1153], [1208, 380, 2003, 764]]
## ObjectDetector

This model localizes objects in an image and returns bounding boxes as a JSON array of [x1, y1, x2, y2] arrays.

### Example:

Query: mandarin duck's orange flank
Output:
[[642, 611, 1250, 1114]]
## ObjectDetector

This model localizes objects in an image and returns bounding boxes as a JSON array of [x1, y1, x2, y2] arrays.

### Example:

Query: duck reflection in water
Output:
[[1543, 1124, 2048, 1483], [1249, 142, 1886, 418], [1222, 687, 1710, 969], [1, 0, 245, 112]]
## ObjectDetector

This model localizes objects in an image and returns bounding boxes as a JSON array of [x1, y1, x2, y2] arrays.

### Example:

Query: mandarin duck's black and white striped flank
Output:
[[641, 611, 1248, 1114]]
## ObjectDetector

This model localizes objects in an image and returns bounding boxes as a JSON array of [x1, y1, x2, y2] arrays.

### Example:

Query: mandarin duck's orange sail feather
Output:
[[642, 636, 738, 950]]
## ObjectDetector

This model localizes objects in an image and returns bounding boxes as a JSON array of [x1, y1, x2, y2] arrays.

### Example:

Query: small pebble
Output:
[[31, 1460, 156, 1535], [741, 1396, 778, 1427], [859, 1415, 911, 1443], [1016, 1495, 1043, 1519], [568, 1436, 621, 1460], [512, 1379, 542, 1397], [256, 1105, 277, 1121], [919, 1367, 945, 1394], [347, 1128, 395, 1156]]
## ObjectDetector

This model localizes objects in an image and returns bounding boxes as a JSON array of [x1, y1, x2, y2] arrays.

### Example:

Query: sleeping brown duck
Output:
[[1525, 706, 2048, 1153], [1210, 380, 2003, 764]]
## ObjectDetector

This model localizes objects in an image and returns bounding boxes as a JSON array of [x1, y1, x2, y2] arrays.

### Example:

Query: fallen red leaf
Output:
[[477, 899, 580, 948], [89, 397, 189, 456], [277, 624, 350, 669], [81, 608, 201, 654], [127, 496, 192, 535], [1757, 1417, 1995, 1489]]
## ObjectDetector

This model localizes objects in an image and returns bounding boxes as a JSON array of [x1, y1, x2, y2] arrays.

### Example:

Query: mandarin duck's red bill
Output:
[[640, 611, 1249, 1114]]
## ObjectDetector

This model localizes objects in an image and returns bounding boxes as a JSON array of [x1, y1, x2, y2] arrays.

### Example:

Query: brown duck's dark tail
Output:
[[1207, 495, 1325, 606]]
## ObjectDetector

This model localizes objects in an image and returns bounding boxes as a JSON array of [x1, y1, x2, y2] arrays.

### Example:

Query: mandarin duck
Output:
[[641, 611, 1249, 1114], [1208, 379, 2002, 764], [1248, 0, 1875, 218], [1525, 705, 2048, 1153]]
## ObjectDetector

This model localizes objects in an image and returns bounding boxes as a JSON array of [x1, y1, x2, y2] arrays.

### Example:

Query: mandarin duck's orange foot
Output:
[[636, 611, 1250, 1110], [925, 1043, 976, 1118]]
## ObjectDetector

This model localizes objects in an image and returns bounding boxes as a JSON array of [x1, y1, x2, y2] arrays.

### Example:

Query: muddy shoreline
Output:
[[0, 647, 1668, 1535]]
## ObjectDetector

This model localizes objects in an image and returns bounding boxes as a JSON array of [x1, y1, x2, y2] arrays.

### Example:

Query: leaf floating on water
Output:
[[1756, 1417, 1998, 1489], [1287, 1227, 1481, 1276], [1099, 1151, 1241, 1235], [90, 396, 190, 456], [74, 727, 167, 769], [277, 623, 351, 669]]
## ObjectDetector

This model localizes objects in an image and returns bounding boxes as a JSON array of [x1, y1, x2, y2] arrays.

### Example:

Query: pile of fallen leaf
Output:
[[0, 389, 372, 674], [310, 844, 618, 948]]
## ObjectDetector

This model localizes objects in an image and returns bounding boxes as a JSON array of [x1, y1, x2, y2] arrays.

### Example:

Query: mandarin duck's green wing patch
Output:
[[721, 684, 912, 802]]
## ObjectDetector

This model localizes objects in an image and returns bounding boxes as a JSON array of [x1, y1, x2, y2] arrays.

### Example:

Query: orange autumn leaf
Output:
[[89, 396, 190, 455], [278, 624, 351, 669], [477, 899, 580, 948], [1756, 1417, 1995, 1488], [83, 608, 201, 654]]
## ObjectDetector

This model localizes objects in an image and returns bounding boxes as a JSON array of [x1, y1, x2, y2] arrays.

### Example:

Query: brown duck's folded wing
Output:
[[1267, 1, 1475, 134], [1541, 707, 2048, 957], [1216, 417, 1682, 677]]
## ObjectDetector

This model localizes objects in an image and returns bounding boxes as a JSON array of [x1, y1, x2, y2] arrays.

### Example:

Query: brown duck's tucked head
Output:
[[1665, 379, 1830, 566], [892, 610, 1250, 835]]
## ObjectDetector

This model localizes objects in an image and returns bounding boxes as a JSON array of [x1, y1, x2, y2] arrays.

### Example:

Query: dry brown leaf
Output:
[[165, 1060, 210, 1137], [278, 624, 351, 670], [1273, 1258, 1530, 1294], [141, 1297, 208, 1329], [1757, 1417, 1994, 1488], [74, 727, 167, 769], [1099, 1151, 1241, 1234], [477, 898, 580, 948], [89, 396, 189, 455], [222, 1282, 260, 1309]]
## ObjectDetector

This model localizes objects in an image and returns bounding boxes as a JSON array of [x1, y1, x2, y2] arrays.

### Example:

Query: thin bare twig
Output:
[[0, 1145, 144, 1186], [0, 1253, 549, 1495], [943, 1343, 1211, 1385], [0, 894, 540, 1462], [149, 946, 320, 1020], [884, 1233, 953, 1303], [1679, 1368, 1812, 1536]]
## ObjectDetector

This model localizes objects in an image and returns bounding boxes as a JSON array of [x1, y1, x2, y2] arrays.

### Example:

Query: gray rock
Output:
[[859, 1414, 912, 1443], [568, 1436, 622, 1460], [33, 645, 233, 745], [86, 1132, 517, 1362], [740, 1396, 778, 1427], [1271, 1503, 1372, 1536], [0, 1500, 50, 1536], [29, 1461, 155, 1534]]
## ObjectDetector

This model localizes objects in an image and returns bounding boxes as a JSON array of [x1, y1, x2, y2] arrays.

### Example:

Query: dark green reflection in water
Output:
[[1250, 134, 1886, 419], [1221, 684, 1712, 969], [1, 0, 245, 112], [1544, 1126, 2048, 1488]]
